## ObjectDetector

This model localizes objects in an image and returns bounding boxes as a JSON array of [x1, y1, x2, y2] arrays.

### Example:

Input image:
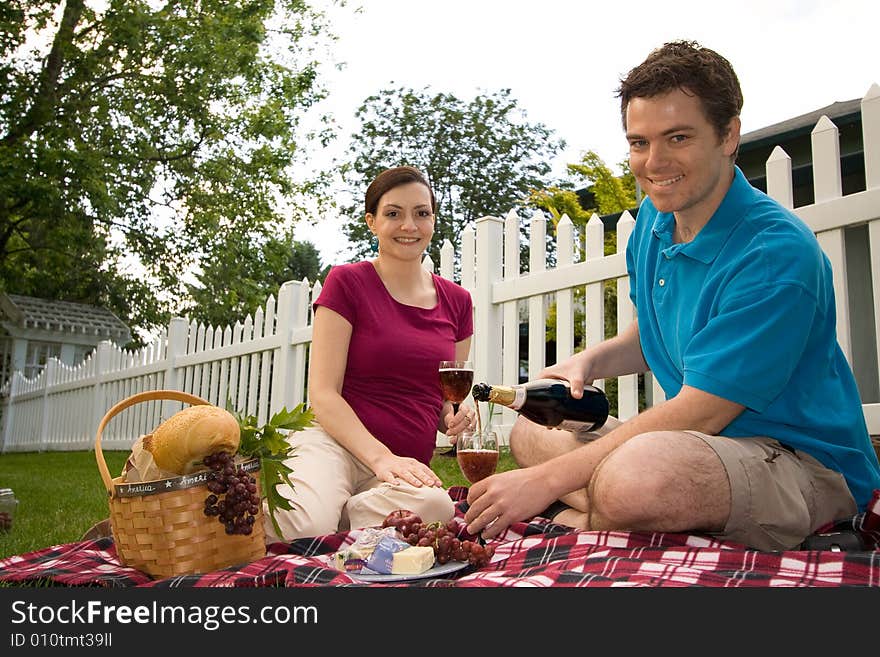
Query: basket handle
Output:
[[95, 390, 211, 496]]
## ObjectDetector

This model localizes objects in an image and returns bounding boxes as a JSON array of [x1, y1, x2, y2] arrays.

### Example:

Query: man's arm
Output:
[[540, 320, 649, 397], [465, 384, 745, 538]]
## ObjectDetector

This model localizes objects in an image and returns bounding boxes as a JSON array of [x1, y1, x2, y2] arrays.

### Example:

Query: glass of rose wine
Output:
[[456, 430, 499, 484], [438, 360, 474, 456]]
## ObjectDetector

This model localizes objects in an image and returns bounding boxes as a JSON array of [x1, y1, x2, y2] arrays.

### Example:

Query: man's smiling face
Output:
[[626, 87, 740, 228]]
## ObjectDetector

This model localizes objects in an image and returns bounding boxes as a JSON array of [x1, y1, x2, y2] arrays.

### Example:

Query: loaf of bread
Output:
[[143, 405, 240, 475]]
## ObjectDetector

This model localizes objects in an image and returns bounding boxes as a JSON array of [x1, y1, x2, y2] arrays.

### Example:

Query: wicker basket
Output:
[[95, 390, 266, 579]]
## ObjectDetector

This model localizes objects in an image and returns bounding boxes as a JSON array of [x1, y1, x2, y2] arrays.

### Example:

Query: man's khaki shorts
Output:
[[687, 432, 856, 551]]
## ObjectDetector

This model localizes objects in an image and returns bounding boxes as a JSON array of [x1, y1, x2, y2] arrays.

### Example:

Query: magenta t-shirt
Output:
[[314, 261, 473, 465]]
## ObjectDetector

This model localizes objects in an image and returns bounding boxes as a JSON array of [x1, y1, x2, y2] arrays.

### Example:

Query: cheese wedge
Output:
[[391, 546, 436, 575]]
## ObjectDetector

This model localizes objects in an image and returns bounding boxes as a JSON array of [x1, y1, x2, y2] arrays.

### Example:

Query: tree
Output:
[[530, 151, 637, 412], [185, 232, 326, 328], [339, 86, 565, 268], [530, 151, 636, 233], [0, 0, 338, 340]]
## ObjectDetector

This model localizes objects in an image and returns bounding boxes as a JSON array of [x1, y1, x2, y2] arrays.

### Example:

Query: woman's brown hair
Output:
[[364, 166, 437, 216]]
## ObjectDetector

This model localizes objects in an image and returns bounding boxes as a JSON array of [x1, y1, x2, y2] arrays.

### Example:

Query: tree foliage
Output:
[[529, 150, 636, 234], [531, 151, 637, 398], [185, 232, 325, 328], [0, 0, 337, 342], [339, 86, 564, 267]]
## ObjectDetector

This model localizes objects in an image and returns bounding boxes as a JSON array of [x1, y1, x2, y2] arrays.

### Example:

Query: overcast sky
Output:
[[295, 0, 880, 264]]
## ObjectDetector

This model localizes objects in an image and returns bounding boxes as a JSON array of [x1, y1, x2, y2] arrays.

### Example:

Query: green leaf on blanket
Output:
[[232, 403, 315, 539]]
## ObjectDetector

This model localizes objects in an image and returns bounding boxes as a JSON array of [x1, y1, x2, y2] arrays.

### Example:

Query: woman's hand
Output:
[[372, 453, 443, 488], [442, 403, 476, 445]]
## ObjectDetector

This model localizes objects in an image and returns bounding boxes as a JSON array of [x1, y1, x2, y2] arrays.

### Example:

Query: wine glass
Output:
[[456, 429, 499, 484], [438, 360, 474, 456]]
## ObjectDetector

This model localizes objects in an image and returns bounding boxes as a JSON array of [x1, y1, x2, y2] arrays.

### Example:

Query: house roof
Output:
[[0, 293, 130, 342], [740, 98, 861, 148]]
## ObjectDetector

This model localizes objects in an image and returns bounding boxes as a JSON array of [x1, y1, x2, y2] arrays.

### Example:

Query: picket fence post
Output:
[[89, 341, 112, 447], [439, 239, 454, 281], [615, 212, 639, 419], [270, 280, 297, 416], [766, 146, 794, 209], [473, 215, 504, 389], [863, 85, 880, 391], [555, 214, 575, 362], [39, 359, 58, 451], [585, 214, 605, 391], [163, 318, 189, 418], [527, 210, 547, 379], [500, 209, 521, 432], [866, 83, 880, 189], [812, 116, 852, 361], [0, 373, 20, 452]]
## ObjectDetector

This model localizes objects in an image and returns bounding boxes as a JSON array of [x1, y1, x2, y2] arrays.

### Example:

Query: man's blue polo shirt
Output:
[[626, 166, 880, 510]]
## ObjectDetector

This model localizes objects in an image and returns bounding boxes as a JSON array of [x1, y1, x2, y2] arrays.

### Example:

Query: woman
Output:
[[265, 166, 475, 541]]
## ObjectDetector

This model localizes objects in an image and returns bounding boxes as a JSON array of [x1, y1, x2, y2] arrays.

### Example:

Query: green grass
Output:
[[0, 450, 129, 560], [430, 447, 518, 488], [0, 448, 519, 560]]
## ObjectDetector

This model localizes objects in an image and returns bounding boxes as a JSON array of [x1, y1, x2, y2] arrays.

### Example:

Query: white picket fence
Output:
[[2, 83, 879, 452]]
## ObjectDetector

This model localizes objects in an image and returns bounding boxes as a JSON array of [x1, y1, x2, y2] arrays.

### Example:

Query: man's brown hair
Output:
[[616, 40, 743, 139]]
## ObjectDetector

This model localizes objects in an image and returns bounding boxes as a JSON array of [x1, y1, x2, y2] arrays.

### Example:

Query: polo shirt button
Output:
[[658, 278, 665, 287]]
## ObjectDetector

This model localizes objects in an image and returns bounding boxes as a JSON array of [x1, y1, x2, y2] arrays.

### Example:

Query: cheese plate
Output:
[[346, 560, 469, 583]]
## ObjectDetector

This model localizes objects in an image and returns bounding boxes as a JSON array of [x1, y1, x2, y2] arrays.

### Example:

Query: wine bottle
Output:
[[472, 379, 609, 432]]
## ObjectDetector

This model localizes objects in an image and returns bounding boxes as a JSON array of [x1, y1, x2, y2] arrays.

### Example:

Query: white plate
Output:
[[346, 560, 469, 583]]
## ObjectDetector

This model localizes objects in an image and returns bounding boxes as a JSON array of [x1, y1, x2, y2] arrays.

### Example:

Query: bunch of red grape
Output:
[[401, 520, 494, 567], [202, 451, 260, 535]]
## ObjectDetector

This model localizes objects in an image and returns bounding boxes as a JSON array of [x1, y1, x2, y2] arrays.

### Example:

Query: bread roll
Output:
[[144, 405, 240, 475]]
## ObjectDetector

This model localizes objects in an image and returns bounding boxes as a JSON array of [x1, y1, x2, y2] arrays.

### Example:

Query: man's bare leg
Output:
[[509, 415, 622, 526], [587, 430, 730, 533]]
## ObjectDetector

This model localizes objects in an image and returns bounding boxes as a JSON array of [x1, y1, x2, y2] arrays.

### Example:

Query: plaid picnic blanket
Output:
[[2, 487, 878, 588]]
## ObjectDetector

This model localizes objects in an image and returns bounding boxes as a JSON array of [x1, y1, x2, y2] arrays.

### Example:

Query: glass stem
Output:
[[439, 403, 460, 457]]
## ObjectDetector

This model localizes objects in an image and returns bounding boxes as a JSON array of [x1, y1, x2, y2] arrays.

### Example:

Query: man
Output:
[[464, 40, 880, 551]]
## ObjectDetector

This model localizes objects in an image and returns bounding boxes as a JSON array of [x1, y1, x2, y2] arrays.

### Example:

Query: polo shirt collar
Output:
[[650, 166, 755, 264]]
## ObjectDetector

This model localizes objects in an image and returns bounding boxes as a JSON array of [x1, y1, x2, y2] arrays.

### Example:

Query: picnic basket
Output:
[[95, 390, 266, 579]]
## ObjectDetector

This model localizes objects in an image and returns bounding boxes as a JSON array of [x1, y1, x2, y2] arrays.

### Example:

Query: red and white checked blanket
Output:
[[2, 487, 878, 588]]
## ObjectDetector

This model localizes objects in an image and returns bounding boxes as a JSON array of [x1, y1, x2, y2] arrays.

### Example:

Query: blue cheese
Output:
[[334, 547, 368, 572], [364, 536, 411, 574], [391, 546, 436, 575]]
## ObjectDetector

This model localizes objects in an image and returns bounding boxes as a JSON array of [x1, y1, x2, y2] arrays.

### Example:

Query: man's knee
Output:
[[589, 432, 684, 527], [589, 452, 651, 528], [589, 430, 728, 531], [508, 416, 536, 467]]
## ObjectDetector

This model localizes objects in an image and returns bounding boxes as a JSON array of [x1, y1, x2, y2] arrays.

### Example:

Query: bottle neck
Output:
[[487, 385, 517, 407]]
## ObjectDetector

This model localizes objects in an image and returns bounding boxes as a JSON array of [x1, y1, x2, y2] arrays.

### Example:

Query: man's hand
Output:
[[538, 320, 646, 399], [538, 363, 585, 399], [464, 467, 558, 539]]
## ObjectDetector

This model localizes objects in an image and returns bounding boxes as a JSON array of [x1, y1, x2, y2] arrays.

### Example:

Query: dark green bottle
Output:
[[472, 378, 608, 432]]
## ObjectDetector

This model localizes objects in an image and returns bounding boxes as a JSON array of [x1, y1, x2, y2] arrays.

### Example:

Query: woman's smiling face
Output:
[[367, 181, 435, 259]]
